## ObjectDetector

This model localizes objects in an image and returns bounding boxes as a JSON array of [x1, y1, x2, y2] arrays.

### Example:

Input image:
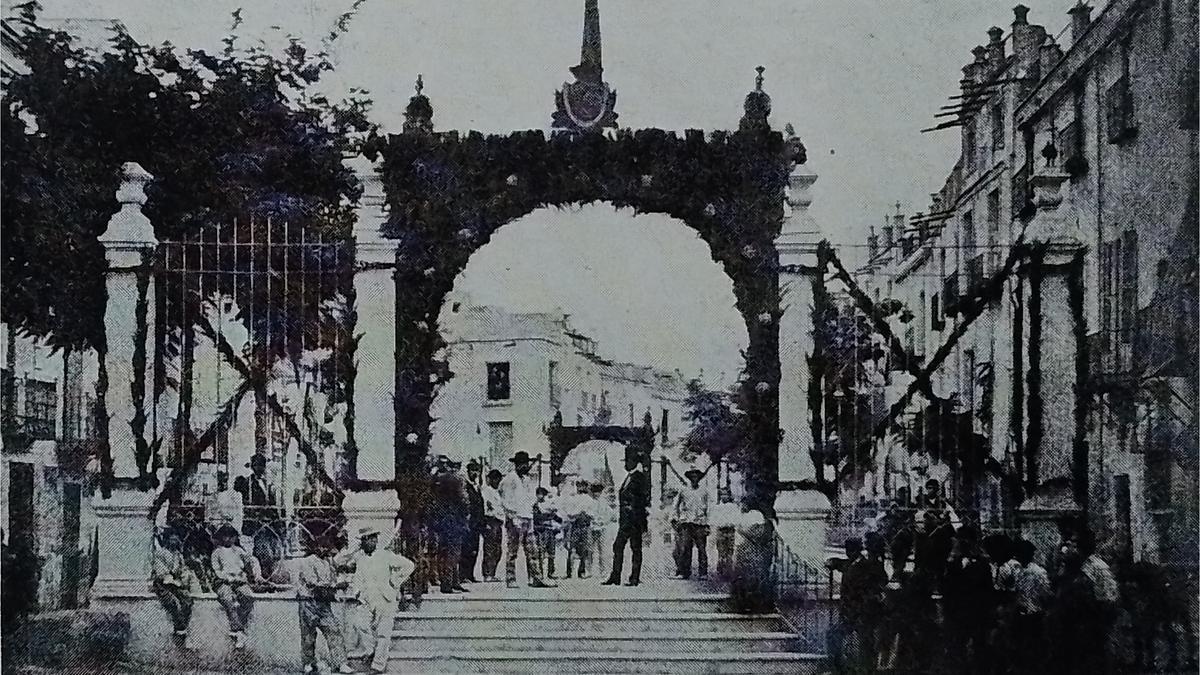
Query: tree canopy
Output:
[[1, 2, 374, 351]]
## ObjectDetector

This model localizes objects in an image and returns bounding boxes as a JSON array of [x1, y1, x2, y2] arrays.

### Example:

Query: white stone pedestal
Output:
[[1018, 488, 1080, 569], [91, 490, 157, 598], [774, 489, 831, 569], [342, 490, 402, 549]]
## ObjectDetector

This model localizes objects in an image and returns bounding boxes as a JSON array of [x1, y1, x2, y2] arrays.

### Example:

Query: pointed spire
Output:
[[553, 0, 617, 133], [573, 0, 603, 81]]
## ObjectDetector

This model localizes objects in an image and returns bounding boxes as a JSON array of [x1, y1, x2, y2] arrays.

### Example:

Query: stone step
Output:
[[385, 649, 826, 674], [413, 593, 730, 615], [390, 629, 804, 654], [394, 612, 788, 634]]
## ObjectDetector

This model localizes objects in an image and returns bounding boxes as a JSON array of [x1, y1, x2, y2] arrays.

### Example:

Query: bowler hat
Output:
[[684, 466, 704, 479], [486, 469, 503, 481], [509, 451, 532, 464]]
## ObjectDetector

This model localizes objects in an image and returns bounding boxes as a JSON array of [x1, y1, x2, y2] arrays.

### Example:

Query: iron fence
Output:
[[771, 531, 838, 654]]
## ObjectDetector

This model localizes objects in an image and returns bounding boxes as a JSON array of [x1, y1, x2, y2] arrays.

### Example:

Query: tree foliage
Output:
[[2, 1, 374, 351], [680, 379, 753, 469]]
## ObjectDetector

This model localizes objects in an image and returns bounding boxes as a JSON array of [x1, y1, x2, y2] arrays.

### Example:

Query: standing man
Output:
[[459, 461, 486, 583], [210, 523, 264, 650], [673, 467, 710, 580], [533, 487, 562, 579], [296, 535, 351, 674], [347, 527, 416, 674], [589, 483, 611, 578], [480, 469, 504, 582], [151, 528, 196, 647], [602, 455, 650, 587], [499, 451, 552, 589], [560, 480, 594, 579], [240, 453, 282, 580], [430, 457, 469, 594]]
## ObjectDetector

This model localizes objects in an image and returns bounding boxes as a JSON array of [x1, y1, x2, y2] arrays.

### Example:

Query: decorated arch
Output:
[[363, 108, 800, 514]]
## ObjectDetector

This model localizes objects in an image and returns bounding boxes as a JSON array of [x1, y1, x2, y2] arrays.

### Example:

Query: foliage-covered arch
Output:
[[366, 126, 794, 514]]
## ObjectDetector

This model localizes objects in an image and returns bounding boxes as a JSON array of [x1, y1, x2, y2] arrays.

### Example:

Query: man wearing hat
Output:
[[347, 525, 415, 673], [459, 460, 486, 583], [480, 469, 505, 581], [430, 456, 470, 593], [239, 453, 282, 580], [209, 523, 265, 649], [602, 454, 651, 587], [673, 466, 710, 580], [498, 451, 552, 588]]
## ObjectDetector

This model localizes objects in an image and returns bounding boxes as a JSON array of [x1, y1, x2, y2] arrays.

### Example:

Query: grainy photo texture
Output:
[[0, 0, 1197, 673]]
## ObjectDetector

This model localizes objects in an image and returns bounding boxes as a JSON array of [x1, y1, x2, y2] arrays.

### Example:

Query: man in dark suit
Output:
[[459, 461, 486, 583], [602, 454, 650, 587], [239, 453, 282, 580], [430, 456, 470, 593]]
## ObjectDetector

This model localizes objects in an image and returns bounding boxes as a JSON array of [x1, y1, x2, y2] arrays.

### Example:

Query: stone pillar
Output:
[[93, 162, 159, 597], [343, 154, 402, 543], [1016, 161, 1085, 566], [773, 150, 831, 568]]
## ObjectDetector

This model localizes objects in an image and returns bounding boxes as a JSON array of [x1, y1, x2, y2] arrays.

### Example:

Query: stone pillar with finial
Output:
[[1016, 141, 1087, 567], [739, 66, 772, 132], [92, 162, 160, 597], [773, 124, 830, 568], [341, 149, 403, 545], [403, 74, 434, 136]]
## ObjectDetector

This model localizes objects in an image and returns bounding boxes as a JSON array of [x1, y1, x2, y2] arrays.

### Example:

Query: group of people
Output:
[[153, 522, 416, 674], [832, 517, 1126, 674]]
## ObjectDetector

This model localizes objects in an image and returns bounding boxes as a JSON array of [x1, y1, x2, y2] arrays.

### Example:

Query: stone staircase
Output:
[[384, 581, 825, 673]]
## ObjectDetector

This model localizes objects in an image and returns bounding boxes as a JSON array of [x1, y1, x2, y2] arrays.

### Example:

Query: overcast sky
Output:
[[26, 0, 1079, 385]]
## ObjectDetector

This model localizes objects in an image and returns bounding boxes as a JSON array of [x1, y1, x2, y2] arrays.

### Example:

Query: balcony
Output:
[[1011, 164, 1034, 221]]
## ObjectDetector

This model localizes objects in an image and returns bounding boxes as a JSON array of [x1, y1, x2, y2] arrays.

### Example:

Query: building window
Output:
[[548, 361, 560, 408], [1013, 128, 1036, 220], [990, 99, 1005, 151], [1063, 85, 1089, 175], [486, 362, 511, 401], [23, 378, 56, 440], [1106, 40, 1137, 143], [931, 293, 944, 331], [629, 403, 635, 426], [1119, 229, 1139, 345]]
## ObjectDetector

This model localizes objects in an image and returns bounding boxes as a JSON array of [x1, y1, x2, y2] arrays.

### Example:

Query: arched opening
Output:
[[428, 204, 750, 582]]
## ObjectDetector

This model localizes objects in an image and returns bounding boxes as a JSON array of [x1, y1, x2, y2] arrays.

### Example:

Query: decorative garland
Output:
[[1024, 248, 1044, 489], [1010, 274, 1026, 495], [368, 127, 789, 515], [130, 249, 154, 488], [1068, 249, 1089, 507], [340, 276, 361, 487]]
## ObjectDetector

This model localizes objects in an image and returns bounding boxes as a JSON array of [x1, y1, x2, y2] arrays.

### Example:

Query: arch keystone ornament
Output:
[[362, 64, 797, 521]]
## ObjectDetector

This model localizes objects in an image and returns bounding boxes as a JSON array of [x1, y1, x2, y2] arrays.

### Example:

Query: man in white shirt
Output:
[[499, 451, 551, 588], [480, 469, 504, 582], [209, 524, 264, 649], [151, 528, 196, 645], [673, 467, 710, 580], [206, 470, 244, 533], [346, 526, 415, 674]]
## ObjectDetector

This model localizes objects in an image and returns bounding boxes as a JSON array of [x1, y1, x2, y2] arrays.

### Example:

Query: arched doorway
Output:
[[362, 117, 801, 518]]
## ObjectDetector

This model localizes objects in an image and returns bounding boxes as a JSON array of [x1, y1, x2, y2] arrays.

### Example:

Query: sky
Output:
[[21, 0, 1080, 385]]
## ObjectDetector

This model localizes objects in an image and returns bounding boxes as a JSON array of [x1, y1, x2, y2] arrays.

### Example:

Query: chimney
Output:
[[882, 215, 894, 250], [1013, 4, 1030, 26], [931, 193, 944, 214], [988, 27, 1006, 68], [868, 226, 879, 261], [1039, 39, 1063, 78], [1068, 2, 1092, 43]]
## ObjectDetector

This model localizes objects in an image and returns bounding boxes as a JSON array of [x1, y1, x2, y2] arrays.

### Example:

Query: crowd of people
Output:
[[828, 483, 1192, 674], [149, 448, 738, 671]]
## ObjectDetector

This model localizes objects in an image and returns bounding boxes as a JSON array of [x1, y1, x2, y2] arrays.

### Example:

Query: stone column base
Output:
[[92, 489, 157, 598], [1017, 487, 1082, 569], [342, 490, 402, 549], [774, 489, 832, 570]]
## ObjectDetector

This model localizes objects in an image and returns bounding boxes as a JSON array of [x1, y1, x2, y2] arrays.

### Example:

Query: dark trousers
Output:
[[677, 523, 708, 578], [299, 598, 345, 669], [536, 528, 557, 577], [565, 516, 592, 577], [435, 528, 463, 591], [460, 526, 481, 581], [607, 522, 644, 583], [398, 525, 427, 601], [1011, 612, 1046, 674], [481, 518, 503, 579], [153, 580, 193, 632]]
